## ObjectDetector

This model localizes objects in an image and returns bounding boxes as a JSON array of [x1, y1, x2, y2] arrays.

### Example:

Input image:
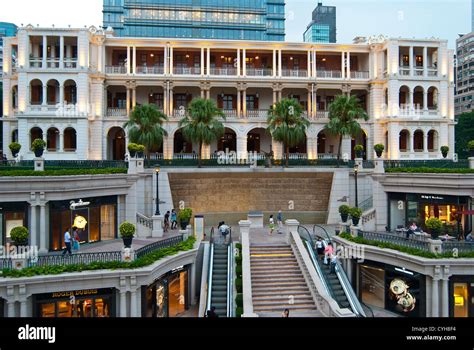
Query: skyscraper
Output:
[[103, 0, 285, 41], [303, 2, 336, 43]]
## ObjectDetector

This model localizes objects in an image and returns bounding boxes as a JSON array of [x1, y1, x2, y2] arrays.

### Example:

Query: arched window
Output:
[[428, 130, 438, 152], [64, 128, 77, 151], [47, 127, 60, 152], [46, 80, 60, 105], [30, 79, 43, 105], [414, 130, 424, 152], [399, 130, 410, 152], [64, 80, 77, 104]]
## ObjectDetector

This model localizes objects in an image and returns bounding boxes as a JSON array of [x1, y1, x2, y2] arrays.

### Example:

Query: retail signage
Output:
[[420, 195, 445, 201]]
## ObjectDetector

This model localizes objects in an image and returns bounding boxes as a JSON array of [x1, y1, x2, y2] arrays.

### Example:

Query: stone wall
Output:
[[168, 172, 334, 215]]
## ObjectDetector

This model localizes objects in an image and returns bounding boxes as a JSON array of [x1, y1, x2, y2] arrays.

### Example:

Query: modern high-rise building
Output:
[[303, 2, 336, 43], [455, 32, 474, 115], [103, 0, 285, 41]]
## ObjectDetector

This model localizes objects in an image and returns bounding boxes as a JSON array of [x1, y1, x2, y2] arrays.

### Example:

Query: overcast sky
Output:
[[1, 0, 470, 48]]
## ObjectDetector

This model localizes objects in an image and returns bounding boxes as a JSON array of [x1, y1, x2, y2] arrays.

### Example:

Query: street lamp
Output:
[[155, 166, 161, 216], [354, 164, 359, 208]]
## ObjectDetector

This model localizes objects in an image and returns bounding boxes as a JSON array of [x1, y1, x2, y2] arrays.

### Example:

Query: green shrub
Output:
[[178, 208, 193, 224], [119, 221, 136, 238], [0, 168, 127, 177], [468, 140, 474, 151], [354, 144, 364, 152], [374, 144, 385, 153], [236, 265, 242, 277], [350, 207, 363, 219], [235, 243, 242, 250], [137, 144, 146, 153], [386, 168, 474, 174], [339, 205, 351, 215], [10, 226, 29, 245], [31, 138, 46, 151], [235, 255, 242, 264], [440, 146, 449, 154], [235, 293, 243, 307], [235, 278, 243, 293], [236, 306, 243, 318], [9, 142, 21, 155], [127, 143, 140, 152]]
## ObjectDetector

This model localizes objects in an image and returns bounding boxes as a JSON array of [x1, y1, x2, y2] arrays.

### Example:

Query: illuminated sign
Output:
[[73, 215, 88, 229]]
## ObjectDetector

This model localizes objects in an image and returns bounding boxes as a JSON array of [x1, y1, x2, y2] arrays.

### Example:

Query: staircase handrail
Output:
[[334, 261, 366, 317], [206, 227, 215, 314], [226, 228, 234, 317]]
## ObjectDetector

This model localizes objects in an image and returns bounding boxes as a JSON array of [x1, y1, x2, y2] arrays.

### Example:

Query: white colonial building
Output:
[[2, 26, 455, 161]]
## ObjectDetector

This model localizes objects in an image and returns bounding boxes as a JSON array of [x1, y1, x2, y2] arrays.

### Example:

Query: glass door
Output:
[[100, 205, 116, 241]]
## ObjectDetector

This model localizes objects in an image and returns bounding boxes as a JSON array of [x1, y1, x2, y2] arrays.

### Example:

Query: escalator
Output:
[[297, 225, 366, 317], [205, 228, 234, 317]]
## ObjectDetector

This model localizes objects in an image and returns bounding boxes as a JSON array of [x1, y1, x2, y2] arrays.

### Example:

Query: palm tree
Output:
[[178, 98, 225, 168], [267, 98, 310, 167], [123, 104, 168, 158], [325, 95, 369, 164]]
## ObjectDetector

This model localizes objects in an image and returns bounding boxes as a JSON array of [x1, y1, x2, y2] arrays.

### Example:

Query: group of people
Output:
[[163, 209, 178, 232], [316, 239, 337, 274], [268, 210, 284, 236], [62, 227, 81, 256]]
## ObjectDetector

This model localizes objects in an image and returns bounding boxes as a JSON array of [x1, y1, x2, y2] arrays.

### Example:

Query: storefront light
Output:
[[454, 295, 464, 306], [395, 267, 414, 276]]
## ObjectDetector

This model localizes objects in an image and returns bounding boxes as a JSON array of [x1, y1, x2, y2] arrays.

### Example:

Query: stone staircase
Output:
[[210, 244, 229, 317], [250, 244, 320, 317]]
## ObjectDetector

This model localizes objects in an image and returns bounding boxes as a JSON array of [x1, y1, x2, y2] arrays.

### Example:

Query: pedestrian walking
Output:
[[316, 238, 324, 259], [277, 210, 283, 234], [282, 309, 290, 318], [72, 227, 81, 252], [219, 222, 231, 244], [164, 211, 170, 232], [171, 209, 178, 230], [330, 253, 337, 274], [205, 306, 219, 318], [324, 242, 334, 265], [269, 215, 275, 236], [62, 228, 73, 256]]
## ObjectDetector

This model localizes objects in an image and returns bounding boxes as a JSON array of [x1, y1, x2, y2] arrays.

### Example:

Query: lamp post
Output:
[[155, 166, 161, 216], [354, 164, 359, 208]]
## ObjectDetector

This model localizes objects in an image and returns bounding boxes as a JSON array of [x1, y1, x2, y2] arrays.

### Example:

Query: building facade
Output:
[[103, 0, 285, 41], [1, 26, 455, 162], [455, 32, 474, 115], [303, 2, 336, 43]]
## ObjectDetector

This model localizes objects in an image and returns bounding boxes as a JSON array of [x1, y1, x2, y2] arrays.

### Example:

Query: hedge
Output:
[[1, 237, 196, 278], [339, 233, 474, 259], [0, 168, 128, 177], [386, 167, 474, 174]]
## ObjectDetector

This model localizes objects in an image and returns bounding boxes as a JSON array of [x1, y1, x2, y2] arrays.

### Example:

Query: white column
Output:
[[120, 291, 127, 317], [30, 204, 37, 247], [39, 203, 47, 253], [273, 90, 277, 105], [130, 290, 138, 317], [347, 51, 351, 79], [409, 131, 414, 153], [341, 52, 345, 79], [169, 46, 174, 75], [42, 36, 47, 69], [272, 49, 277, 77], [423, 90, 428, 111], [127, 46, 131, 75], [423, 46, 428, 77], [59, 36, 65, 69], [409, 46, 414, 76], [206, 48, 211, 76], [59, 85, 64, 105], [242, 89, 247, 117], [132, 87, 136, 109], [423, 132, 429, 153], [307, 90, 311, 117], [126, 88, 130, 116], [7, 301, 15, 317], [312, 50, 317, 78], [99, 44, 104, 73], [307, 50, 311, 77], [278, 50, 282, 77], [164, 46, 168, 75], [42, 85, 47, 105], [237, 89, 241, 118], [243, 49, 247, 76], [441, 278, 449, 317], [201, 48, 205, 76], [169, 88, 174, 115], [431, 277, 439, 317], [237, 49, 241, 77], [20, 300, 27, 317], [132, 46, 137, 74], [59, 133, 64, 152]]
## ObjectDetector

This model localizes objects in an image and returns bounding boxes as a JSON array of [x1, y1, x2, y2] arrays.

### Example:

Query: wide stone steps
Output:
[[254, 304, 318, 313]]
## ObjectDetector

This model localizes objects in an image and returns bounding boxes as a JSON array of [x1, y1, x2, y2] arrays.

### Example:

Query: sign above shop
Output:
[[420, 195, 445, 201]]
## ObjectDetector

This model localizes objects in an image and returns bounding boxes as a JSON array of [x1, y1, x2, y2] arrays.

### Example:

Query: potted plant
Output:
[[426, 217, 443, 239], [338, 205, 351, 223], [440, 146, 449, 159], [468, 140, 474, 157], [10, 226, 29, 247], [31, 138, 46, 158], [178, 208, 193, 230], [136, 144, 146, 158], [119, 221, 136, 248], [354, 145, 364, 158], [374, 144, 385, 158], [350, 207, 363, 226], [127, 143, 139, 158], [9, 142, 21, 158]]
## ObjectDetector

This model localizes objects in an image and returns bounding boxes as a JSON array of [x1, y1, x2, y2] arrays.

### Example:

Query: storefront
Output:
[[358, 261, 426, 317], [388, 193, 472, 236], [49, 196, 117, 251], [0, 202, 28, 246], [142, 265, 190, 317], [33, 288, 116, 317], [450, 276, 474, 318]]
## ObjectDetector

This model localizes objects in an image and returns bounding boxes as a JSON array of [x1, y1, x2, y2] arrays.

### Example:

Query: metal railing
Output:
[[105, 66, 127, 74], [135, 235, 184, 259], [384, 159, 470, 169], [0, 258, 12, 270], [246, 109, 268, 118], [173, 66, 201, 75], [210, 67, 237, 76], [28, 251, 123, 267], [246, 68, 273, 77], [360, 231, 430, 251], [106, 108, 128, 117], [359, 197, 374, 212], [206, 227, 215, 313], [442, 241, 474, 254], [350, 71, 370, 79], [226, 228, 234, 317], [281, 69, 308, 78], [316, 70, 342, 79], [136, 66, 164, 75], [0, 160, 127, 170]]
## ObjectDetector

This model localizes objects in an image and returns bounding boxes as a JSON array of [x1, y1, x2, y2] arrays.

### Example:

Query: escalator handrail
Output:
[[206, 227, 215, 313], [313, 224, 332, 243], [226, 236, 233, 317], [334, 261, 366, 317]]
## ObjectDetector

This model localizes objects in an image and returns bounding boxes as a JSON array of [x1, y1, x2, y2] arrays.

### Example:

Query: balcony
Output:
[[414, 68, 424, 77], [47, 59, 60, 69], [399, 67, 410, 76], [281, 69, 308, 78], [247, 109, 268, 118], [427, 68, 438, 77], [210, 67, 237, 76], [106, 66, 127, 74], [64, 58, 78, 69], [107, 108, 128, 117], [173, 67, 200, 75], [29, 58, 43, 68], [350, 71, 369, 79], [171, 109, 187, 119], [223, 109, 238, 118], [316, 70, 342, 79], [316, 111, 329, 119], [136, 66, 164, 75], [246, 68, 273, 77]]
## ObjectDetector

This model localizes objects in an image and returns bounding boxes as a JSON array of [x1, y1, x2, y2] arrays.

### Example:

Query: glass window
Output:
[[360, 265, 385, 308], [453, 283, 469, 318]]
